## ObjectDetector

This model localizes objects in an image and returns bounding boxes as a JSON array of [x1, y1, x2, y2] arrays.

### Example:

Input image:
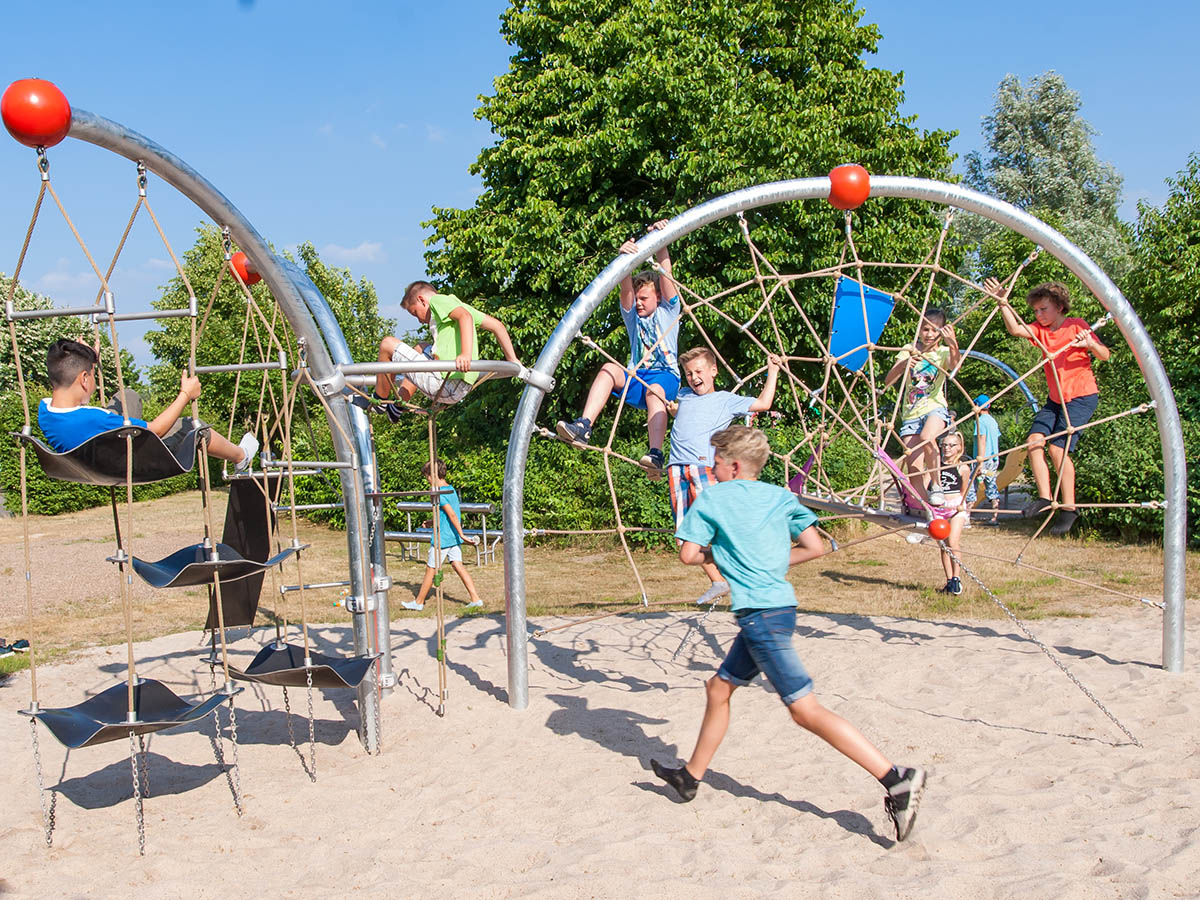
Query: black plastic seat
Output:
[[229, 642, 379, 689], [12, 426, 202, 486], [18, 679, 240, 749], [130, 542, 304, 590]]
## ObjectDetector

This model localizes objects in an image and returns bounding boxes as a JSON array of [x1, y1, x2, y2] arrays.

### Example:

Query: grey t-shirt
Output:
[[668, 389, 756, 467]]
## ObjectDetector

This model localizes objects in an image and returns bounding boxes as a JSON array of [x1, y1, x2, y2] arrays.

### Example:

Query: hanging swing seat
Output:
[[228, 641, 380, 689], [18, 679, 241, 750], [128, 541, 306, 590], [12, 425, 203, 487]]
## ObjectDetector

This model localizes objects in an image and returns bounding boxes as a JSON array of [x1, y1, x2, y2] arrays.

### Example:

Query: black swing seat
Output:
[[18, 679, 241, 750], [228, 642, 380, 689], [12, 425, 203, 486], [129, 542, 306, 590]]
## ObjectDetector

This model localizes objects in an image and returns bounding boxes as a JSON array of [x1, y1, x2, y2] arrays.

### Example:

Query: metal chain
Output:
[[226, 703, 245, 816], [129, 731, 146, 856], [282, 685, 297, 750], [948, 546, 1142, 747], [372, 667, 383, 754], [671, 595, 723, 663], [305, 669, 317, 782], [137, 733, 151, 799], [29, 719, 55, 848]]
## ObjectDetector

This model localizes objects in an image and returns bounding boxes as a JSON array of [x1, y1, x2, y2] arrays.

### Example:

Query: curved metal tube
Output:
[[962, 350, 1040, 411], [504, 176, 1187, 709], [67, 109, 387, 748]]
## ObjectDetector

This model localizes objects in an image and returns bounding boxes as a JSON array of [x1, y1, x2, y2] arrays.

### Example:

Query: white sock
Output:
[[235, 432, 259, 472]]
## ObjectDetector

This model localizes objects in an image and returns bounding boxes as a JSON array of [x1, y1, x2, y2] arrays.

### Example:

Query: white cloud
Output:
[[425, 123, 446, 143], [320, 240, 385, 265], [318, 122, 334, 136], [370, 133, 387, 150]]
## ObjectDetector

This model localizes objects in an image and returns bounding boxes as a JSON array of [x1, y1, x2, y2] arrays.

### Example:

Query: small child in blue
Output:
[[400, 458, 484, 612], [668, 346, 781, 606], [651, 425, 928, 842], [965, 393, 1001, 525], [38, 338, 257, 470], [556, 219, 681, 479]]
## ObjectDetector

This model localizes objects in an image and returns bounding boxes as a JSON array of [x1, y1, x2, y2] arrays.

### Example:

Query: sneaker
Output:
[[1023, 496, 1053, 518], [400, 600, 424, 611], [464, 599, 483, 609], [696, 581, 731, 606], [639, 448, 665, 480], [555, 418, 592, 445], [949, 577, 962, 596], [1048, 510, 1078, 536], [884, 766, 927, 841], [651, 760, 699, 802], [984, 518, 999, 527], [0, 642, 12, 659], [235, 432, 259, 473], [938, 579, 955, 595]]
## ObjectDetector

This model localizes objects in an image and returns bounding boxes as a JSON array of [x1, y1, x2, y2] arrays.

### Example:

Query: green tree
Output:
[[964, 71, 1132, 282], [424, 0, 955, 420]]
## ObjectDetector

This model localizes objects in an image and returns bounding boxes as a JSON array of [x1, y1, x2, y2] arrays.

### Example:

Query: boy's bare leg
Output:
[[449, 559, 483, 607], [376, 337, 399, 399], [580, 362, 626, 424], [700, 560, 723, 585], [1046, 443, 1075, 509], [206, 429, 248, 464], [684, 675, 737, 779], [413, 565, 437, 607], [1027, 434, 1053, 499], [646, 386, 668, 450], [787, 693, 891, 779]]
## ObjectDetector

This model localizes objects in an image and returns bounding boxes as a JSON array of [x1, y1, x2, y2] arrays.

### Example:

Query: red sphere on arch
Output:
[[928, 518, 951, 541], [827, 164, 871, 210], [230, 251, 262, 286], [2, 79, 72, 149]]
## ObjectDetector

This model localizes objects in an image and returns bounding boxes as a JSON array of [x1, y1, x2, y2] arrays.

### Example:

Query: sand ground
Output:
[[2, 601, 1198, 899]]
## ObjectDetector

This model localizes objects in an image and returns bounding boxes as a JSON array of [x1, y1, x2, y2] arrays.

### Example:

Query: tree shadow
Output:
[[545, 692, 891, 846]]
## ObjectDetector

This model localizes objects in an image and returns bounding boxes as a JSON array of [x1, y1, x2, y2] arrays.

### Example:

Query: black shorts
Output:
[[1028, 394, 1099, 452]]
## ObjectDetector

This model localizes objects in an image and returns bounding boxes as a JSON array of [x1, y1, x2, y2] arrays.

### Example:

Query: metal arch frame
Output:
[[503, 175, 1187, 708], [961, 350, 1040, 411], [66, 109, 390, 751]]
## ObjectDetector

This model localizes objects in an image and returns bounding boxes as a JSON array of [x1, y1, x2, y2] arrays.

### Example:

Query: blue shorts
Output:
[[899, 406, 951, 438], [1029, 394, 1098, 451], [717, 606, 813, 705], [614, 368, 680, 411]]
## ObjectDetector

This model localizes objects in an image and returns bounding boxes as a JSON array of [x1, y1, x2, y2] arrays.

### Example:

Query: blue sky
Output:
[[2, 0, 1196, 367]]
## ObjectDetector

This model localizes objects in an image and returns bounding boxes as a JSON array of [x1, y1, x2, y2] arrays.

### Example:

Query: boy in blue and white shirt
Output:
[[651, 425, 928, 842], [668, 346, 780, 604], [556, 220, 681, 479], [400, 458, 484, 612]]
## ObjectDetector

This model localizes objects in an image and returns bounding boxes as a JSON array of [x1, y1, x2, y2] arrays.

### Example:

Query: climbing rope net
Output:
[[531, 190, 1171, 746]]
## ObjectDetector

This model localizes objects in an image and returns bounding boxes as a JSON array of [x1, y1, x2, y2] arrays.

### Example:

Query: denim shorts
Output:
[[1029, 394, 1099, 451], [717, 606, 813, 705], [614, 368, 680, 411], [899, 406, 951, 438]]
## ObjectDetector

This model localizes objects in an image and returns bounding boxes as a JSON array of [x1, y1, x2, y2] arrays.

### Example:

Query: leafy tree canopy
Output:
[[425, 0, 955, 415]]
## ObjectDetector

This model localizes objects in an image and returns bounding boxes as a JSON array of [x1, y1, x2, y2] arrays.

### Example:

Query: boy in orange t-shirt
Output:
[[991, 279, 1110, 535]]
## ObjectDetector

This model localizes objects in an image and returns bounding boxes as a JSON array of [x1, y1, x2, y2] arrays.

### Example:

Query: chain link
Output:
[[372, 666, 383, 754], [226, 702, 245, 816], [282, 684, 296, 750], [129, 731, 146, 856], [949, 546, 1142, 747], [30, 718, 55, 848], [305, 669, 318, 779], [671, 595, 722, 663], [137, 733, 151, 799]]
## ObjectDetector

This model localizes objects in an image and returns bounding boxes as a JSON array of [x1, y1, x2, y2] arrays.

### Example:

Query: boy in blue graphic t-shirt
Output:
[[401, 458, 484, 612], [556, 219, 681, 480], [651, 425, 928, 842]]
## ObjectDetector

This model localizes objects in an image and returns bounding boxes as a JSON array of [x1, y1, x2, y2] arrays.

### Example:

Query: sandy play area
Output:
[[1, 600, 1197, 899]]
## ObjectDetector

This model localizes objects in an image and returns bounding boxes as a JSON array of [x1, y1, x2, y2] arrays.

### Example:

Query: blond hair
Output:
[[679, 346, 717, 369], [710, 425, 770, 475]]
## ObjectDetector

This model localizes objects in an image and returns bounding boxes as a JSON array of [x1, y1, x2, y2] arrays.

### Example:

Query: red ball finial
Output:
[[2, 79, 72, 149], [828, 164, 870, 210], [230, 251, 262, 286], [928, 518, 951, 541]]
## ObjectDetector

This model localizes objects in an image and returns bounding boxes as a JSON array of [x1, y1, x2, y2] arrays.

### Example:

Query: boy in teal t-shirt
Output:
[[373, 281, 520, 420], [652, 425, 928, 842], [400, 458, 485, 611]]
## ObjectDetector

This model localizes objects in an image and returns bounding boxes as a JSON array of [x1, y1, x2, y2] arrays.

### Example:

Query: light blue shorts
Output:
[[899, 406, 951, 438]]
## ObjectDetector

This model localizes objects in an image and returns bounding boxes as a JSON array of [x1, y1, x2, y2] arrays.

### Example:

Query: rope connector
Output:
[[36, 149, 49, 180], [136, 162, 147, 197]]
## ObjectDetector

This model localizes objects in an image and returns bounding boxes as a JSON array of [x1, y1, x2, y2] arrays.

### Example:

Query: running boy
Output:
[[932, 430, 971, 595], [884, 309, 960, 499], [965, 393, 1000, 526], [38, 339, 257, 470], [400, 458, 484, 612], [668, 347, 782, 605], [373, 282, 520, 420], [651, 425, 927, 842], [556, 220, 681, 479], [990, 278, 1109, 535]]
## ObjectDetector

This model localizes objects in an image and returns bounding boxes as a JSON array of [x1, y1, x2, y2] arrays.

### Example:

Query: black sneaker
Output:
[[0, 642, 12, 659], [949, 576, 962, 595], [938, 579, 955, 595], [556, 418, 592, 445], [639, 448, 665, 480], [885, 766, 927, 841], [1023, 496, 1053, 518], [10, 638, 29, 653], [651, 759, 699, 802], [1048, 510, 1078, 536]]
